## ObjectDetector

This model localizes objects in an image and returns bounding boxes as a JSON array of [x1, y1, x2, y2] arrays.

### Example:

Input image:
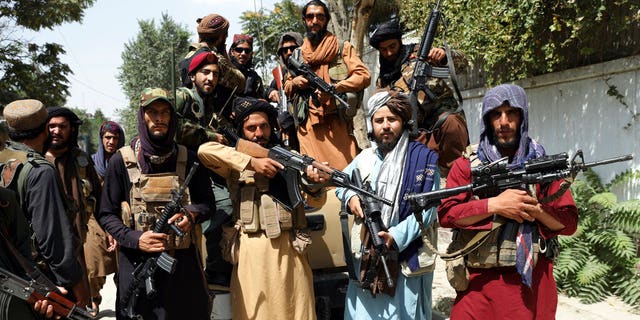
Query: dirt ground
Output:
[[433, 228, 640, 319]]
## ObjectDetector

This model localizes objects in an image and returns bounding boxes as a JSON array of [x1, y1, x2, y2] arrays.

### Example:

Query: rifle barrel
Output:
[[582, 154, 633, 169]]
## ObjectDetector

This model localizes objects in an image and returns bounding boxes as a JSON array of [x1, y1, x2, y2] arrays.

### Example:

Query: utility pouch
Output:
[[221, 221, 241, 265], [239, 185, 259, 233], [259, 194, 281, 238], [444, 229, 470, 291]]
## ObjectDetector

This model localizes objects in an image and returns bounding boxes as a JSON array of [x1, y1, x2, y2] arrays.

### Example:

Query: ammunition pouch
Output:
[[236, 171, 300, 239]]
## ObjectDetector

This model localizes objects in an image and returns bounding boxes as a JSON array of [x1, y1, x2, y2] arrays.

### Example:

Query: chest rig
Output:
[[231, 170, 305, 239], [120, 145, 193, 250], [451, 145, 541, 269]]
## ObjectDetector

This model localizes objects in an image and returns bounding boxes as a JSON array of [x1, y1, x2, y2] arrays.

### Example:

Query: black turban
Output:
[[369, 16, 403, 49]]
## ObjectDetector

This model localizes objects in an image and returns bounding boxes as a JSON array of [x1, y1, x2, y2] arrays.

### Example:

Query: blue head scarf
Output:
[[92, 121, 125, 178]]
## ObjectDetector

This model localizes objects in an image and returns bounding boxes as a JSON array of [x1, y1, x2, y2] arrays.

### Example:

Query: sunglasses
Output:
[[305, 13, 326, 21], [233, 47, 252, 54], [279, 46, 298, 53]]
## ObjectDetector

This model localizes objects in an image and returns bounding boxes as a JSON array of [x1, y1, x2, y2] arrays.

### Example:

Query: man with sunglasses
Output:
[[266, 32, 304, 150], [285, 0, 370, 171], [229, 34, 265, 98]]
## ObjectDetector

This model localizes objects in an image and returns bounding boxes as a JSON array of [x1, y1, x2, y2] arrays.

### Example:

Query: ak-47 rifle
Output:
[[405, 150, 633, 209], [287, 56, 351, 113], [216, 126, 393, 209], [351, 168, 395, 293], [0, 266, 92, 320], [121, 162, 200, 319]]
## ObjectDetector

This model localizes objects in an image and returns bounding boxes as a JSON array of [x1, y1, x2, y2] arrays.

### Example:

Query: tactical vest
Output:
[[231, 170, 305, 239], [452, 144, 541, 269], [119, 145, 194, 250]]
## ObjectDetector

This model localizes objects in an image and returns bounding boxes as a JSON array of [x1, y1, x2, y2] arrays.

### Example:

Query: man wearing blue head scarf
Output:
[[439, 84, 578, 319]]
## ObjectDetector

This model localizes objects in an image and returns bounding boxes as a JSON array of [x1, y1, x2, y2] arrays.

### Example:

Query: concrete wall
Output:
[[363, 51, 640, 200]]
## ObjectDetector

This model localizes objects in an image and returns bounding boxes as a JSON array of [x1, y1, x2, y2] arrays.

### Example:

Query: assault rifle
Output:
[[217, 126, 393, 209], [405, 150, 633, 209], [351, 168, 394, 290], [121, 162, 199, 319], [407, 0, 448, 134], [287, 56, 351, 112], [0, 267, 92, 320]]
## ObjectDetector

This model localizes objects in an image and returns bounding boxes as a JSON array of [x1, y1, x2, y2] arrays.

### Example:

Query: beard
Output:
[[150, 132, 167, 143], [48, 137, 68, 150], [374, 132, 401, 154], [305, 25, 327, 43], [492, 131, 520, 151]]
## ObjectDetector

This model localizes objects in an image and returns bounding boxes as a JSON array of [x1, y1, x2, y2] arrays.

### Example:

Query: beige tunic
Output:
[[198, 142, 317, 320]]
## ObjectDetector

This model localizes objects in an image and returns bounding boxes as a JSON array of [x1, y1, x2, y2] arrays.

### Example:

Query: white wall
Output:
[[363, 50, 640, 200]]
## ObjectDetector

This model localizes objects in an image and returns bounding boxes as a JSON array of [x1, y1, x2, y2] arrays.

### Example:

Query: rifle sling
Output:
[[439, 217, 505, 261], [339, 209, 357, 280], [442, 26, 464, 104]]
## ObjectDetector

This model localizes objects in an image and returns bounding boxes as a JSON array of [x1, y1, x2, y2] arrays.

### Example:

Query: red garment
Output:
[[438, 157, 578, 319]]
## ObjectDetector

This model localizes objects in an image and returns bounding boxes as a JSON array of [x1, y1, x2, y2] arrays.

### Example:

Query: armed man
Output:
[[228, 34, 265, 98], [0, 100, 89, 309], [45, 107, 110, 317], [336, 90, 439, 320], [198, 96, 327, 320], [438, 84, 578, 319], [369, 15, 469, 182], [98, 88, 213, 319], [285, 0, 371, 170]]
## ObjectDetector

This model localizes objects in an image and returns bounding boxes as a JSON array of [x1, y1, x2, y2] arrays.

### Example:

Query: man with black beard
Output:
[[98, 88, 212, 319], [45, 107, 104, 316], [336, 89, 439, 319], [284, 0, 370, 171], [228, 34, 265, 98], [369, 17, 469, 183]]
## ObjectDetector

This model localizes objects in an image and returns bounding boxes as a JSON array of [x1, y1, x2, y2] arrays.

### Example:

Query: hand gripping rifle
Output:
[[216, 126, 393, 210], [0, 266, 92, 320], [121, 162, 200, 319], [351, 168, 394, 291], [287, 56, 351, 112], [405, 150, 633, 209]]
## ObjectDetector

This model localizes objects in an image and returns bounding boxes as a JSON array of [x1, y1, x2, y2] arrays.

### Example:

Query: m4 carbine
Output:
[[0, 266, 92, 320], [287, 56, 351, 112], [405, 150, 633, 209], [121, 162, 200, 319], [351, 168, 395, 291]]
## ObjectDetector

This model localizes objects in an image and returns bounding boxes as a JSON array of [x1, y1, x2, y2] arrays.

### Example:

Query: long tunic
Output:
[[438, 157, 578, 320], [335, 147, 439, 320], [284, 36, 370, 170], [198, 142, 318, 320], [98, 149, 212, 319]]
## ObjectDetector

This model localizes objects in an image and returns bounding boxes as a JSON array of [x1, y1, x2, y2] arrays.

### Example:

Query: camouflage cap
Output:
[[139, 88, 173, 108], [3, 99, 48, 131]]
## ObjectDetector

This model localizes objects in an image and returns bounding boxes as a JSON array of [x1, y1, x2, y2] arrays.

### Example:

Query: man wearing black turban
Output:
[[369, 16, 469, 183]]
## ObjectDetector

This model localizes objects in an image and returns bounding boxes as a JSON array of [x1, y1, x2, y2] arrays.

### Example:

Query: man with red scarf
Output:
[[439, 84, 578, 319], [284, 0, 370, 170], [97, 88, 213, 319]]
